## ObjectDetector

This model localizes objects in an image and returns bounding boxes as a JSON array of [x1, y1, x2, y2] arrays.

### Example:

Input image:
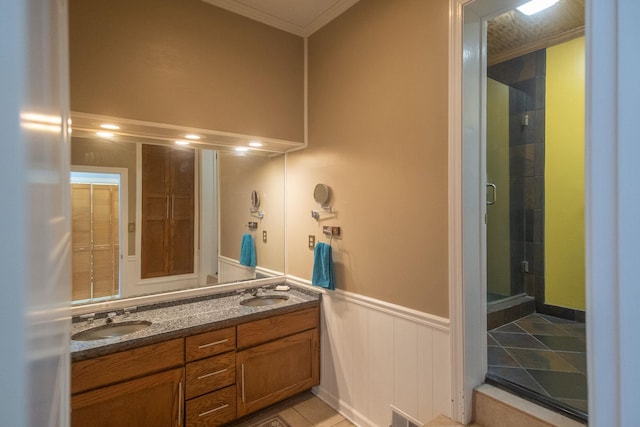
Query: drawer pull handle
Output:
[[198, 339, 228, 349], [178, 381, 183, 426], [198, 404, 229, 417], [197, 368, 228, 380], [241, 363, 245, 403]]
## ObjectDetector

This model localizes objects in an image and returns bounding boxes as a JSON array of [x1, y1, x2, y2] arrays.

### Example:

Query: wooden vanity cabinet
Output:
[[236, 307, 320, 417], [71, 339, 185, 427], [184, 327, 236, 427], [71, 304, 320, 426]]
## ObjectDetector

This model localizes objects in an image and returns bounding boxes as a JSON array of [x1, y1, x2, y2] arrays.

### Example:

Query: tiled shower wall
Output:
[[488, 50, 546, 305]]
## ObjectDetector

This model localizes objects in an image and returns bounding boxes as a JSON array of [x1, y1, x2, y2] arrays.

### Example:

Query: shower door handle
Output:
[[486, 183, 497, 205]]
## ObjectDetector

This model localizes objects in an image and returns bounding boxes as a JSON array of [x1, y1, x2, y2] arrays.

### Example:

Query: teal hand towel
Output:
[[240, 233, 256, 267], [312, 242, 335, 290]]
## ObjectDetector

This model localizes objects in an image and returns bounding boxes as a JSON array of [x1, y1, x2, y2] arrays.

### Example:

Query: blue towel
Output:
[[312, 242, 335, 290], [239, 233, 256, 267]]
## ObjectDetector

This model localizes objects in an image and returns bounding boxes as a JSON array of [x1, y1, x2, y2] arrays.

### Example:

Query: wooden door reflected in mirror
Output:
[[71, 171, 122, 302]]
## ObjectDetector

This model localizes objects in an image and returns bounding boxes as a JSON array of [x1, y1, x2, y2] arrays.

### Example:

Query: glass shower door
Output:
[[486, 78, 512, 303]]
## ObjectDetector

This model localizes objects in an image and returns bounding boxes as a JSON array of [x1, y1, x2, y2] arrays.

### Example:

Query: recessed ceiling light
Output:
[[185, 134, 201, 140], [96, 131, 114, 138], [235, 147, 250, 152], [175, 140, 190, 146], [249, 140, 263, 147], [100, 123, 120, 130], [516, 0, 559, 15]]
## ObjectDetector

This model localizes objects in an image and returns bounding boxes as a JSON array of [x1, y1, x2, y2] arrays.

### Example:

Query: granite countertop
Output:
[[70, 284, 320, 362]]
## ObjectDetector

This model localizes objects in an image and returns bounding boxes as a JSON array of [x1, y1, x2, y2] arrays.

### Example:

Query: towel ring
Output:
[[322, 226, 340, 246]]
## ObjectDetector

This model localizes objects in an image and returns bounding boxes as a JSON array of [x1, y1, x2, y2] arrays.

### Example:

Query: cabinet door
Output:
[[168, 147, 194, 275], [72, 367, 184, 427], [236, 329, 319, 417], [141, 144, 170, 278], [141, 144, 194, 278]]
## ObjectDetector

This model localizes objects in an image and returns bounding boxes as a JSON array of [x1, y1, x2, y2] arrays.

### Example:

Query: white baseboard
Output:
[[313, 386, 375, 427]]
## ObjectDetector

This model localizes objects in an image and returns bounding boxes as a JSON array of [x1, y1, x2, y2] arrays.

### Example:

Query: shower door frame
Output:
[[449, 0, 639, 424]]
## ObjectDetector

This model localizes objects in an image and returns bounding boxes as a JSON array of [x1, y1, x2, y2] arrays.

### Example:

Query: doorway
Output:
[[483, 2, 587, 421], [453, 0, 637, 425], [70, 169, 127, 303]]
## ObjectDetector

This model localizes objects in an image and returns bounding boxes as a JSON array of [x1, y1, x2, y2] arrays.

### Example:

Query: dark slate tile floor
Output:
[[487, 313, 588, 414]]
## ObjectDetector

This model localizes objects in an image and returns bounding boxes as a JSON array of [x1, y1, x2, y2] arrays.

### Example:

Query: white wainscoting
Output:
[[218, 256, 285, 284], [218, 255, 257, 283], [287, 277, 452, 427]]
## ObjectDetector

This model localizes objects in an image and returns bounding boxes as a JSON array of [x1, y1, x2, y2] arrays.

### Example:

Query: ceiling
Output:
[[201, 0, 360, 37], [201, 0, 584, 64], [487, 0, 585, 65]]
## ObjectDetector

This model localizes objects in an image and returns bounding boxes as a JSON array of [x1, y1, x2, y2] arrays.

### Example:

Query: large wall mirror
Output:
[[70, 113, 287, 305]]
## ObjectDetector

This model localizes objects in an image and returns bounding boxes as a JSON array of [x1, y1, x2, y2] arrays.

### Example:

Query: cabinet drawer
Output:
[[186, 327, 236, 362], [186, 351, 235, 399], [186, 385, 236, 427], [237, 306, 319, 349], [71, 338, 184, 394]]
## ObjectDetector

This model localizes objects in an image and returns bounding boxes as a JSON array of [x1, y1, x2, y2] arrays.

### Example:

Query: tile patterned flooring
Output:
[[487, 313, 588, 415], [229, 391, 355, 427]]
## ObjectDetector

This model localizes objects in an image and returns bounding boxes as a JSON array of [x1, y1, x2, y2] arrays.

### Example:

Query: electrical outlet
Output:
[[308, 235, 315, 249], [262, 230, 267, 243]]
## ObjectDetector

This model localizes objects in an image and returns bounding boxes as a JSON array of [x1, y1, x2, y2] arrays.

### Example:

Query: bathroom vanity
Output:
[[70, 286, 320, 427]]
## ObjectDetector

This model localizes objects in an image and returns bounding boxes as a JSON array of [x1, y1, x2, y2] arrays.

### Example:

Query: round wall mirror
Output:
[[313, 183, 331, 206], [250, 190, 260, 208]]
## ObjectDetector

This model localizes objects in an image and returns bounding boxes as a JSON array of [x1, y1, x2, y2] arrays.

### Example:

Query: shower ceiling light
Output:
[[96, 131, 114, 138], [175, 140, 190, 145], [516, 0, 559, 15], [184, 134, 201, 140]]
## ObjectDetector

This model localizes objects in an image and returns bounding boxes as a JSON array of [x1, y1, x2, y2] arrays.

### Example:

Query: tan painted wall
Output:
[[71, 137, 137, 255], [69, 0, 304, 142], [287, 0, 450, 316], [219, 153, 285, 274]]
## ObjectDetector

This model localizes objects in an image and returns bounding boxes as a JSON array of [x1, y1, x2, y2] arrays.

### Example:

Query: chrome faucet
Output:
[[79, 313, 95, 325], [106, 312, 117, 324]]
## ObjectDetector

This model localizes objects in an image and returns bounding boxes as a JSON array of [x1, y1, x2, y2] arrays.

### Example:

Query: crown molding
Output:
[[201, 0, 359, 37], [303, 0, 359, 36]]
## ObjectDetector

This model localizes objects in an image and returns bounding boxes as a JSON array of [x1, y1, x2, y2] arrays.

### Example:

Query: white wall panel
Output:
[[346, 302, 369, 415], [368, 310, 395, 427], [331, 297, 350, 407], [418, 324, 435, 422], [433, 329, 452, 417], [290, 278, 451, 427], [394, 317, 419, 419], [218, 256, 256, 283]]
